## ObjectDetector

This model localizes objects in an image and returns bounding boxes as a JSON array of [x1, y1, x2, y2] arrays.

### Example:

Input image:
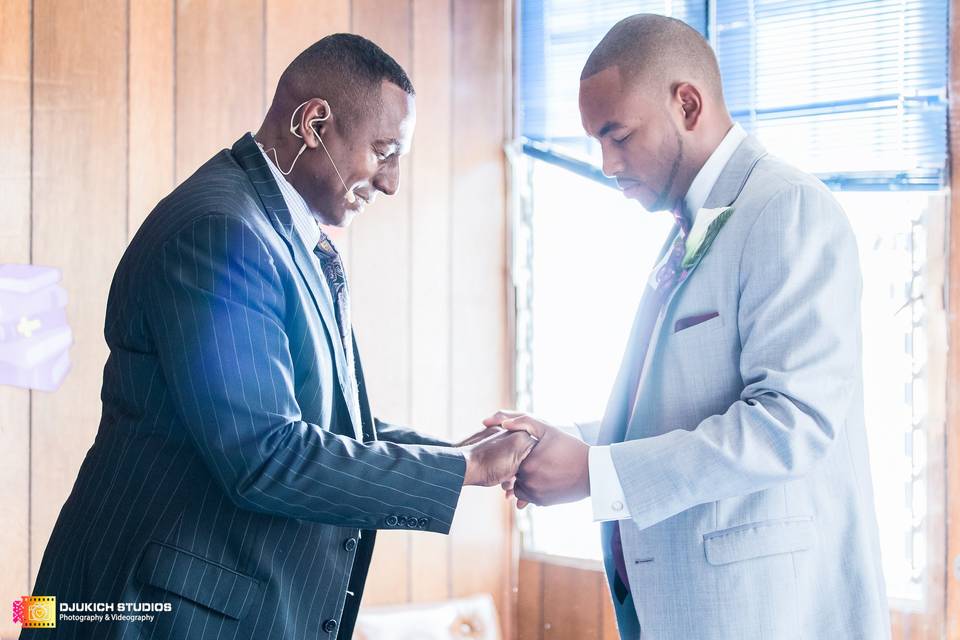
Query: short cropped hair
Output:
[[275, 33, 414, 129]]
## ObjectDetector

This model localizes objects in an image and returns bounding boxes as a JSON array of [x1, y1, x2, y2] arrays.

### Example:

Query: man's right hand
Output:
[[461, 430, 538, 487]]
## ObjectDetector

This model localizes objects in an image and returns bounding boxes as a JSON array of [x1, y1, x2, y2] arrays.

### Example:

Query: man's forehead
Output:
[[372, 82, 415, 147], [579, 66, 627, 133]]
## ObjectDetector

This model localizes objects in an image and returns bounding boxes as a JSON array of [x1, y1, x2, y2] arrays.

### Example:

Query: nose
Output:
[[372, 159, 400, 196], [600, 142, 624, 178]]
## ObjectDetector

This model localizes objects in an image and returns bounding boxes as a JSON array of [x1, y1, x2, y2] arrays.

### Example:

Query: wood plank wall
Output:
[[0, 1, 512, 637], [518, 557, 619, 640], [947, 0, 960, 638]]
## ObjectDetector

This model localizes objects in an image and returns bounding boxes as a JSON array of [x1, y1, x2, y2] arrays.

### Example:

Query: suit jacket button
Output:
[[386, 515, 398, 527], [407, 518, 418, 529], [397, 515, 407, 527], [418, 518, 428, 529], [322, 618, 338, 633], [344, 537, 357, 552]]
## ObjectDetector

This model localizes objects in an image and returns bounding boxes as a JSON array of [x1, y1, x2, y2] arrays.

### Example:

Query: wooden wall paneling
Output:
[[0, 1, 32, 636], [517, 558, 543, 640], [600, 579, 619, 640], [29, 0, 128, 586], [408, 0, 454, 604], [175, 0, 264, 182], [265, 0, 351, 105], [946, 0, 960, 637], [350, 0, 415, 607], [449, 0, 512, 633], [541, 561, 604, 640], [128, 0, 174, 236], [518, 558, 619, 640]]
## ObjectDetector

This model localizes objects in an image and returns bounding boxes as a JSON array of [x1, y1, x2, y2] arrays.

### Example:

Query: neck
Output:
[[672, 117, 735, 209], [254, 123, 291, 167]]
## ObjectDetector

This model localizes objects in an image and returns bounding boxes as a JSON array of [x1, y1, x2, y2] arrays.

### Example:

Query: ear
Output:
[[674, 82, 703, 131], [301, 98, 333, 146]]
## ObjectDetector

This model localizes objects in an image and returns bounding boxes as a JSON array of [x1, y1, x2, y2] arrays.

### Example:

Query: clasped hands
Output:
[[456, 410, 590, 508]]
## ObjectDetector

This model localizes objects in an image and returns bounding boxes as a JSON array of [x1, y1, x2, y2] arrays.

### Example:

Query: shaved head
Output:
[[578, 14, 734, 213], [582, 14, 724, 102]]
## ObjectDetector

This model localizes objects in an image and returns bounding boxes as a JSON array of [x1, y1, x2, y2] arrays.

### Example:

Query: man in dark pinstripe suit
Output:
[[22, 34, 533, 640]]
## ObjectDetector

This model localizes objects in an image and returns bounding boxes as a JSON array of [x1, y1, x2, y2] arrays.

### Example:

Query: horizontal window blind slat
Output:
[[520, 0, 948, 190]]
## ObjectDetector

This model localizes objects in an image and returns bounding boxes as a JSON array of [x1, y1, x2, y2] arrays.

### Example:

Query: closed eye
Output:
[[614, 132, 631, 145], [374, 139, 400, 162]]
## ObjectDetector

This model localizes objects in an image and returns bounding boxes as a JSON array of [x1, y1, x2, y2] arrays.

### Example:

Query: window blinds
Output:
[[519, 0, 948, 190]]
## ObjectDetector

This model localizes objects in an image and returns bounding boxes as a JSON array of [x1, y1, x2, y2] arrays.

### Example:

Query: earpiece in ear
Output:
[[289, 99, 332, 139], [303, 101, 332, 141], [280, 97, 354, 202]]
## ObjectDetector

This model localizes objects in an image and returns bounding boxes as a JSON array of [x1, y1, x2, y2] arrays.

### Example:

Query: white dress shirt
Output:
[[587, 122, 748, 521], [256, 140, 364, 437]]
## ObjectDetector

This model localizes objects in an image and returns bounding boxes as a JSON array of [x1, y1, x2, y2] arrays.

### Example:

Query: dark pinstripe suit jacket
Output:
[[23, 133, 466, 640]]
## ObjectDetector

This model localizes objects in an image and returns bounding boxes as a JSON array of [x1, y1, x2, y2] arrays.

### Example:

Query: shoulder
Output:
[[158, 152, 268, 228], [723, 154, 859, 287], [120, 151, 286, 294], [733, 153, 852, 247], [133, 151, 279, 251]]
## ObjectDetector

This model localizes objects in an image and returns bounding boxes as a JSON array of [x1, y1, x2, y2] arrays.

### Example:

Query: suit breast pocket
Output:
[[671, 310, 723, 339]]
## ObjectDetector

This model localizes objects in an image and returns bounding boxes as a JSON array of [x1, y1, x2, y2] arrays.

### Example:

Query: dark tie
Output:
[[313, 231, 352, 353], [312, 230, 360, 431], [611, 204, 691, 601]]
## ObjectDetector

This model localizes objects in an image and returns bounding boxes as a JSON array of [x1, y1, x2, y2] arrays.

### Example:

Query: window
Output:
[[514, 0, 949, 614]]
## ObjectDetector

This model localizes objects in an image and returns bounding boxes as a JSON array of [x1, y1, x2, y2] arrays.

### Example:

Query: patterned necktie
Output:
[[652, 205, 693, 300], [611, 204, 691, 601], [313, 230, 361, 432]]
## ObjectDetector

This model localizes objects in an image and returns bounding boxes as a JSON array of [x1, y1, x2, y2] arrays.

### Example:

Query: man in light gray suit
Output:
[[486, 14, 890, 639]]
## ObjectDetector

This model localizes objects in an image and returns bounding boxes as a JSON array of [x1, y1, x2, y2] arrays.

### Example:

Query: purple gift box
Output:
[[0, 264, 73, 392]]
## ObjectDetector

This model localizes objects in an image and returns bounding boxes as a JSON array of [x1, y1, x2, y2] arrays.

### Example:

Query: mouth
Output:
[[616, 179, 644, 198], [348, 193, 369, 209]]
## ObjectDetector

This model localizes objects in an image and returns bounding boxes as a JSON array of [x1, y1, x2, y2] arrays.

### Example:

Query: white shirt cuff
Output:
[[588, 445, 631, 522]]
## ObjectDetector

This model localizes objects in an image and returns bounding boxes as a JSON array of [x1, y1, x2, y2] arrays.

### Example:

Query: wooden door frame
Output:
[[945, 1, 960, 637]]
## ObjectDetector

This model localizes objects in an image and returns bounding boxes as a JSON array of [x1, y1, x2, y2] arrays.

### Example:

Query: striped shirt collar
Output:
[[256, 141, 323, 252]]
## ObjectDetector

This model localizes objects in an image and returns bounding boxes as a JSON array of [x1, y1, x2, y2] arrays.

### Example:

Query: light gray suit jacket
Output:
[[584, 135, 890, 639]]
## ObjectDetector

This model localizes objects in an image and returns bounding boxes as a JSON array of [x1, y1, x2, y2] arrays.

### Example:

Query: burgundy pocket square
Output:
[[674, 311, 719, 333]]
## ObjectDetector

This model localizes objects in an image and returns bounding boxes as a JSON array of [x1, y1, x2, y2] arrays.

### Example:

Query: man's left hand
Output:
[[482, 411, 590, 507]]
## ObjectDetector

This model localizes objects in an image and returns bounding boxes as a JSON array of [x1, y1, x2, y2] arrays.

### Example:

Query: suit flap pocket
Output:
[[135, 541, 261, 620], [703, 517, 815, 566]]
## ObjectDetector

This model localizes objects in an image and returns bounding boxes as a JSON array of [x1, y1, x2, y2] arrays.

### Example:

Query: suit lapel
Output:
[[351, 331, 378, 443], [596, 230, 679, 446], [656, 135, 768, 314], [605, 135, 768, 445], [230, 133, 357, 434]]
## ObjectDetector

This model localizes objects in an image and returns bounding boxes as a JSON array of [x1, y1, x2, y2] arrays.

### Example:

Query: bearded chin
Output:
[[649, 126, 684, 212]]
